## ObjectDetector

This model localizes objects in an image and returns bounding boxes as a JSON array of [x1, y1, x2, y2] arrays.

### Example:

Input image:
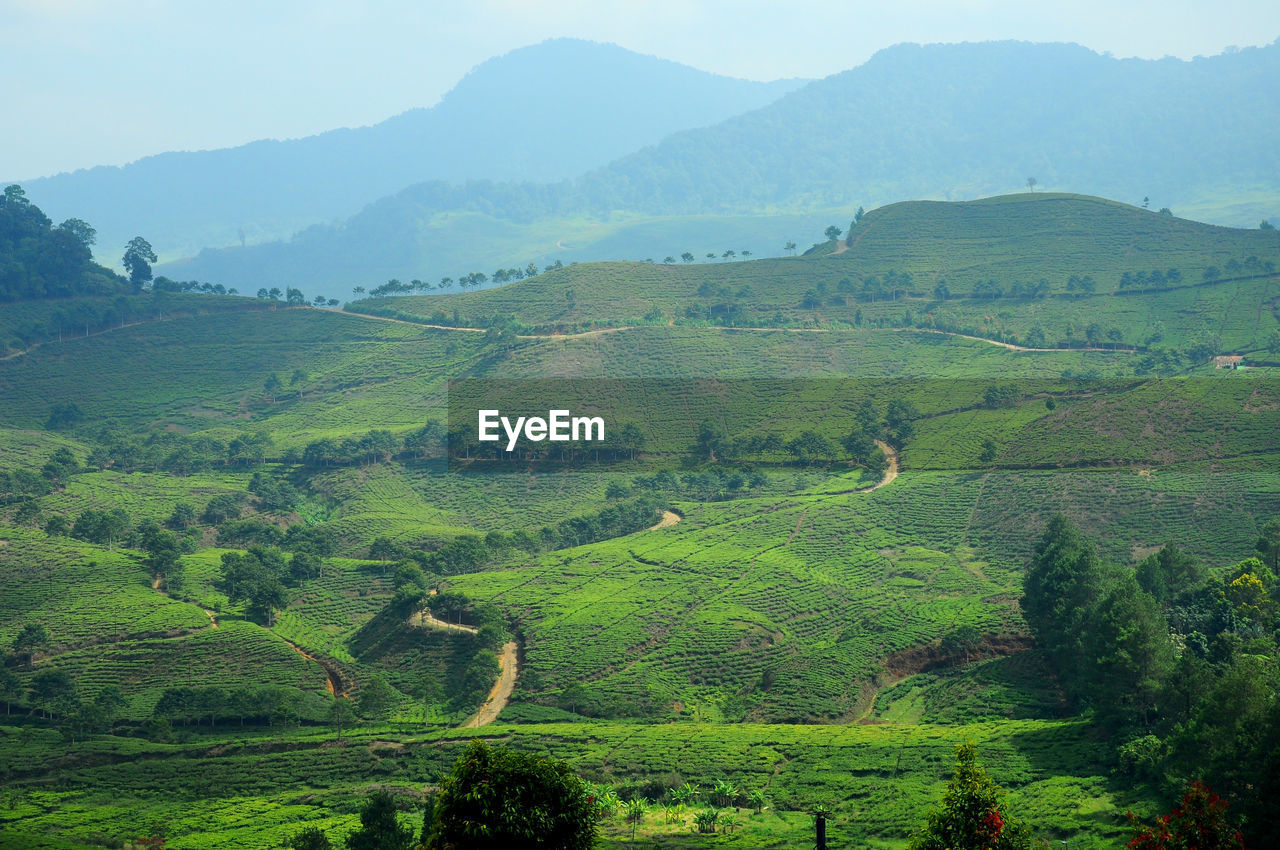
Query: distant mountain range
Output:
[[15, 39, 806, 261], [165, 39, 1280, 296]]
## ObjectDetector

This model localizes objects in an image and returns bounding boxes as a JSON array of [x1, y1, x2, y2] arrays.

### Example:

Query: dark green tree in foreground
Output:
[[345, 790, 415, 850], [122, 237, 157, 289], [426, 740, 599, 850], [908, 743, 1032, 850], [286, 825, 332, 850]]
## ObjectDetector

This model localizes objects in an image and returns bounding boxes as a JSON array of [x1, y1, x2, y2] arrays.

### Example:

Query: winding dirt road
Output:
[[337, 308, 1125, 352], [463, 640, 518, 727]]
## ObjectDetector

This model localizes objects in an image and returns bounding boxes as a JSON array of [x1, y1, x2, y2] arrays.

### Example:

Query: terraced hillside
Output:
[[1, 193, 1277, 849]]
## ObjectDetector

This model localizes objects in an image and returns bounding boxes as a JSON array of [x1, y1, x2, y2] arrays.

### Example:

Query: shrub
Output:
[[427, 740, 599, 850]]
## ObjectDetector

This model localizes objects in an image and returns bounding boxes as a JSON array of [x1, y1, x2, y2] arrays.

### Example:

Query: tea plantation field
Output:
[[2, 193, 1278, 848]]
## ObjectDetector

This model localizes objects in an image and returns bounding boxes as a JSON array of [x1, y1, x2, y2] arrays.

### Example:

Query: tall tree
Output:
[[11, 623, 50, 669], [1088, 575, 1174, 728], [344, 790, 415, 850], [908, 742, 1032, 850], [57, 218, 97, 249], [1020, 515, 1106, 702], [122, 237, 157, 289]]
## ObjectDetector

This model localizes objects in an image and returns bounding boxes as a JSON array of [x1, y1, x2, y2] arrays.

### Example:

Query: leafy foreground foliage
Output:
[[426, 740, 599, 850], [1126, 781, 1244, 850], [909, 743, 1032, 850]]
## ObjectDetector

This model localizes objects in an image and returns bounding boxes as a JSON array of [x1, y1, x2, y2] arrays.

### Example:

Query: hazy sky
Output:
[[4, 0, 1278, 180]]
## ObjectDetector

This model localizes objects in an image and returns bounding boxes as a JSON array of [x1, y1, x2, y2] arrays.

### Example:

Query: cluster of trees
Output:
[[1064, 274, 1098, 294], [659, 249, 755, 264], [0, 185, 127, 302], [1200, 256, 1276, 284], [213, 516, 336, 556], [151, 684, 315, 729], [299, 429, 404, 467], [150, 275, 236, 296], [1022, 515, 1280, 844], [0, 447, 80, 509], [2, 627, 130, 739], [290, 422, 453, 467], [630, 467, 767, 502], [358, 262, 552, 299], [216, 545, 327, 624], [374, 495, 665, 579], [249, 286, 339, 307], [855, 270, 913, 303], [0, 662, 127, 742], [685, 399, 908, 472], [1119, 268, 1184, 292], [43, 427, 275, 476]]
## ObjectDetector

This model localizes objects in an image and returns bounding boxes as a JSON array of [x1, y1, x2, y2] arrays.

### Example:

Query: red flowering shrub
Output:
[[1127, 781, 1245, 850]]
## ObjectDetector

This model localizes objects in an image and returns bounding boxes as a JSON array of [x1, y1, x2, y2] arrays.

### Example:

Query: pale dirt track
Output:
[[648, 510, 682, 530], [870, 440, 899, 490], [463, 640, 518, 727], [405, 597, 514, 727], [408, 609, 479, 634], [338, 307, 1124, 352]]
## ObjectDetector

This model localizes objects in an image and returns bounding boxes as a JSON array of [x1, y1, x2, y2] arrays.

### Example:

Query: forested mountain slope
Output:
[[16, 39, 804, 262], [169, 41, 1280, 293]]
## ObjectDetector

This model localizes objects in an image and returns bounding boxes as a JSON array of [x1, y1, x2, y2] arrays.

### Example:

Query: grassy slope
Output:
[[0, 193, 1277, 847], [0, 718, 1139, 849]]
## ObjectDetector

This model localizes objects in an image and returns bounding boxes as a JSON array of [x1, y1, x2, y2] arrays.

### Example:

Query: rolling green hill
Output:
[[349, 194, 1280, 353], [1, 193, 1278, 848]]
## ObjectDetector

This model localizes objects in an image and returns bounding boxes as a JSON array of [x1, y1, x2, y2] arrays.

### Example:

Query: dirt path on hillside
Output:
[[408, 609, 479, 634], [870, 440, 899, 490], [463, 640, 518, 727], [279, 636, 347, 697], [648, 510, 682, 530], [808, 441, 900, 498], [0, 319, 161, 362], [911, 327, 1124, 353], [338, 307, 1126, 353]]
